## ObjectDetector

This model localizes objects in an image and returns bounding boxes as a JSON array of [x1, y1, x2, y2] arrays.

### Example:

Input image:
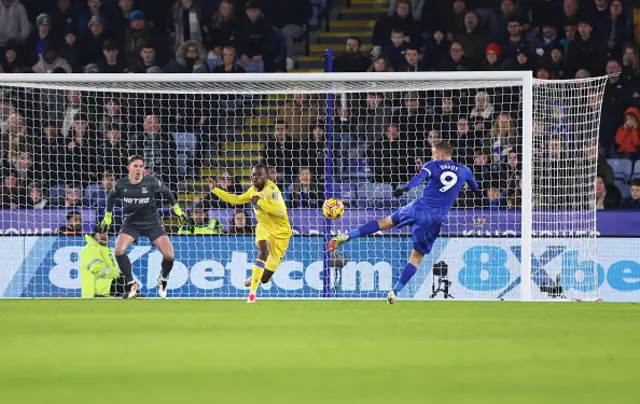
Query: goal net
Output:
[[0, 72, 609, 301]]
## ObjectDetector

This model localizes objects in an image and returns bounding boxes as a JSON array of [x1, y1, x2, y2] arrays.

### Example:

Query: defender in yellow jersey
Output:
[[208, 164, 292, 303]]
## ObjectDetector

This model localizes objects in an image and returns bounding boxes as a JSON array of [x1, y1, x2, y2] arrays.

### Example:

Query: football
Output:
[[322, 198, 345, 220]]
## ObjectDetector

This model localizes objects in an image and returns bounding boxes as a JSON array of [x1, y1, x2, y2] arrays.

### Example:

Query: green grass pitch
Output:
[[0, 301, 638, 404]]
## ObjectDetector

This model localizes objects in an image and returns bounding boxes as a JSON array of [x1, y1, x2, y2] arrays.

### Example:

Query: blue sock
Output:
[[348, 220, 380, 239], [393, 263, 417, 294]]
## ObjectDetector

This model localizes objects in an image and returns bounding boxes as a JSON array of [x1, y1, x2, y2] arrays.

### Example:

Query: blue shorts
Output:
[[390, 201, 444, 255]]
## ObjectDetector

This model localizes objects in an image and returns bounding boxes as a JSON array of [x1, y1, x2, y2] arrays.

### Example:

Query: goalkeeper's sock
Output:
[[161, 258, 174, 279], [250, 259, 266, 294], [115, 254, 134, 283], [348, 220, 380, 239], [392, 263, 417, 294]]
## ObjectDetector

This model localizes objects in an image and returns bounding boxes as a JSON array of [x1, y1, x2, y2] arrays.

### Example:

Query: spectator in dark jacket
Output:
[[60, 25, 82, 72], [213, 45, 245, 72], [96, 39, 126, 73], [1, 39, 26, 73], [567, 18, 608, 77], [438, 41, 470, 71], [367, 124, 414, 185], [382, 28, 408, 71], [500, 16, 528, 63], [81, 16, 109, 65], [133, 41, 162, 72], [454, 10, 489, 68], [422, 29, 450, 71], [264, 0, 312, 69], [77, 0, 110, 40], [372, 0, 420, 57], [235, 1, 276, 72], [49, 0, 78, 38], [595, 174, 621, 209], [528, 20, 561, 64], [129, 114, 178, 186], [25, 13, 55, 65], [112, 0, 135, 41], [620, 179, 640, 209], [168, 39, 208, 72], [331, 37, 370, 72], [262, 120, 300, 180], [97, 123, 128, 176], [124, 10, 163, 66], [595, 0, 629, 57], [400, 45, 424, 71], [206, 0, 238, 59]]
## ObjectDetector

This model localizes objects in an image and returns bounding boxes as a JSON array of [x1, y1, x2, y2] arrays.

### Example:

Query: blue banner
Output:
[[0, 209, 638, 236], [1, 236, 639, 301]]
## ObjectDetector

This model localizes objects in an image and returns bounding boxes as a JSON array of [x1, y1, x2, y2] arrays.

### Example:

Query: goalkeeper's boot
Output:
[[387, 290, 397, 305], [247, 293, 256, 304], [328, 234, 349, 252], [123, 281, 139, 299], [157, 277, 168, 298]]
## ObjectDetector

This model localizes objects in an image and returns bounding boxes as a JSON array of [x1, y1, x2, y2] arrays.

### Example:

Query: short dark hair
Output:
[[253, 163, 268, 173], [346, 36, 361, 47], [631, 179, 640, 187], [66, 210, 82, 221], [391, 28, 405, 36], [102, 169, 114, 177], [128, 155, 144, 165], [433, 141, 453, 156]]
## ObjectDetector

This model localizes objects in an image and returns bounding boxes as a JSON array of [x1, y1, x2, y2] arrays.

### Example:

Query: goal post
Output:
[[0, 72, 609, 301]]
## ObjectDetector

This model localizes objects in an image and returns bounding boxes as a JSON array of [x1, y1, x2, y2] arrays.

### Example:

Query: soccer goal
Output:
[[0, 72, 610, 301]]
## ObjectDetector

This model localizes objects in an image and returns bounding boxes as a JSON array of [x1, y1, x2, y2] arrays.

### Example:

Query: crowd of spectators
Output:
[[0, 0, 638, 235]]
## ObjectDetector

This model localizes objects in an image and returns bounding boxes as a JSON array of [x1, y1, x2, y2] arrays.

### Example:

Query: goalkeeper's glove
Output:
[[393, 187, 408, 198], [98, 212, 113, 233], [172, 204, 189, 224]]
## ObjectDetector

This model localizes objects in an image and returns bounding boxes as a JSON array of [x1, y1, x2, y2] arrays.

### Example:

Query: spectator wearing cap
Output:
[[331, 37, 370, 72], [167, 0, 207, 52], [124, 10, 163, 66], [81, 15, 109, 65], [25, 13, 55, 65], [262, 0, 312, 70], [0, 0, 30, 48], [96, 39, 126, 72], [595, 0, 630, 57], [77, 0, 109, 40], [372, 0, 421, 58], [454, 10, 490, 68], [422, 27, 450, 71], [528, 20, 561, 63], [50, 0, 78, 37], [60, 24, 81, 72], [481, 42, 501, 70], [32, 42, 71, 73], [567, 17, 608, 77], [499, 16, 528, 63], [235, 1, 277, 72], [169, 39, 208, 72], [1, 38, 25, 73]]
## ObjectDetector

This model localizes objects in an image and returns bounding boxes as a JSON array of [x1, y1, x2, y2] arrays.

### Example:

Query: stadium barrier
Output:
[[1, 236, 639, 301]]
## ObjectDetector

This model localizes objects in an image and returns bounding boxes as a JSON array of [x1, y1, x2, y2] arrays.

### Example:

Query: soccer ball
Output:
[[322, 198, 345, 220]]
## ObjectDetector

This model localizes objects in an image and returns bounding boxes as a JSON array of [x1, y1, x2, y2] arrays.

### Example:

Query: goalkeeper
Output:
[[80, 227, 125, 298], [98, 155, 188, 299], [207, 164, 292, 303]]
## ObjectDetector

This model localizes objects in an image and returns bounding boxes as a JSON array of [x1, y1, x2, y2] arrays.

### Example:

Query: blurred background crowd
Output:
[[0, 0, 639, 235]]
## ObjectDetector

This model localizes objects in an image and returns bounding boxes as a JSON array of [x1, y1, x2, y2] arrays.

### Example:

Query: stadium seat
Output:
[[358, 183, 393, 208], [49, 184, 66, 205], [236, 59, 264, 73], [407, 184, 425, 201], [632, 160, 640, 181], [333, 183, 357, 207], [172, 132, 197, 175], [607, 159, 633, 182], [619, 183, 631, 199]]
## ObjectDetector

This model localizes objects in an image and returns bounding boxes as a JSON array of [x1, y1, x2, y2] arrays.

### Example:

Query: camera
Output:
[[429, 261, 453, 299]]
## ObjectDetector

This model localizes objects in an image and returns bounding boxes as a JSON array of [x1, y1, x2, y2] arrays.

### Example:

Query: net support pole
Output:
[[520, 72, 534, 302], [322, 48, 335, 298]]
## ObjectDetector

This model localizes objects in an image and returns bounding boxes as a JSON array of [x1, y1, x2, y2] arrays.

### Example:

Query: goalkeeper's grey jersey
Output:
[[112, 176, 163, 225]]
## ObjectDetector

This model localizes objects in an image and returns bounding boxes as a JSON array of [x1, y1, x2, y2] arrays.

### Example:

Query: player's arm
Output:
[[100, 187, 120, 232], [465, 168, 480, 192], [255, 189, 287, 217], [393, 165, 432, 197], [208, 179, 252, 205], [157, 181, 189, 223]]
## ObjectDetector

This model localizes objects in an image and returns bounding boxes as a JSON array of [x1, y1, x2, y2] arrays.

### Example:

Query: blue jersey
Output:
[[416, 160, 478, 212]]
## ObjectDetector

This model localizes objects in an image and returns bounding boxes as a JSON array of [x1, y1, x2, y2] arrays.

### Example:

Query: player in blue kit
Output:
[[328, 141, 479, 303]]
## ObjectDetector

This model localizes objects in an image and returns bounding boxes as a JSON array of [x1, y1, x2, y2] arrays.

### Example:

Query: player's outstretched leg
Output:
[[328, 217, 394, 251], [115, 234, 139, 299], [388, 249, 425, 304], [153, 236, 175, 298]]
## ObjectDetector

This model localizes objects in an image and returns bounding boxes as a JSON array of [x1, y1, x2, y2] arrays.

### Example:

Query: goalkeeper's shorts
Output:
[[121, 221, 167, 242]]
